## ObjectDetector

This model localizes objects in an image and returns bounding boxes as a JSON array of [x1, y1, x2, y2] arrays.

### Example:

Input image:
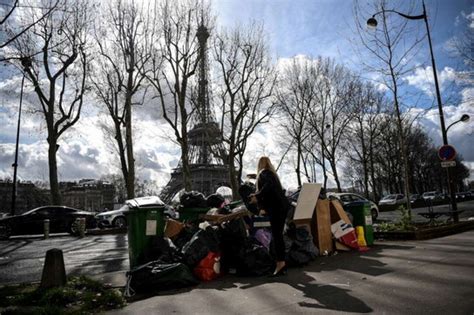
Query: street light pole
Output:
[[11, 72, 26, 216], [446, 114, 470, 134], [367, 0, 459, 222], [420, 1, 459, 222]]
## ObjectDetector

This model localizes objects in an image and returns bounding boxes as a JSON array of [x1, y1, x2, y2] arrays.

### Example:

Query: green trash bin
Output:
[[125, 197, 166, 269], [344, 201, 374, 246]]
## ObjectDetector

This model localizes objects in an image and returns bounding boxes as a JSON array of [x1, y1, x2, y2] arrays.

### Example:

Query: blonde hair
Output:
[[256, 156, 282, 190]]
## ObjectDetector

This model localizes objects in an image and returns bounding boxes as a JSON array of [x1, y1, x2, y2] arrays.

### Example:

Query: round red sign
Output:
[[438, 145, 456, 161]]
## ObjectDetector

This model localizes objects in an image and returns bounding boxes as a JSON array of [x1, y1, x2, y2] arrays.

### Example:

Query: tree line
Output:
[[1, 0, 470, 206]]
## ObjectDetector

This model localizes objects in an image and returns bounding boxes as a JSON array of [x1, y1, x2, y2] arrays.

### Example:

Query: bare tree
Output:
[[9, 0, 91, 204], [446, 12, 474, 69], [308, 57, 356, 192], [0, 0, 60, 51], [214, 23, 276, 198], [276, 56, 316, 187], [90, 0, 152, 199], [353, 0, 425, 216], [146, 0, 208, 191], [345, 82, 384, 199]]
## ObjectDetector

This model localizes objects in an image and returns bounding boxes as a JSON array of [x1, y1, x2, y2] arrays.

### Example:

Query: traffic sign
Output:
[[441, 161, 456, 168], [438, 145, 456, 161]]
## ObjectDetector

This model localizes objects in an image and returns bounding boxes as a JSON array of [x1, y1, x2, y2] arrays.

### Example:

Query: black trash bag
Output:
[[238, 182, 258, 214], [219, 218, 248, 246], [125, 261, 198, 296], [181, 227, 220, 267], [206, 193, 225, 208], [173, 225, 199, 250], [180, 191, 207, 208], [237, 239, 274, 276], [218, 218, 249, 272], [146, 237, 183, 264], [293, 226, 318, 258], [284, 224, 318, 267]]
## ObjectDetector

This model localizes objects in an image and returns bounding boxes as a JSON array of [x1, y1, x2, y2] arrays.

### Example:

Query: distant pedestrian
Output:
[[250, 156, 289, 276]]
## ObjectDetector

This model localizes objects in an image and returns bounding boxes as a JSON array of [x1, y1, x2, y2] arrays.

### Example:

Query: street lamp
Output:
[[367, 0, 460, 222], [11, 57, 31, 216], [446, 114, 470, 134]]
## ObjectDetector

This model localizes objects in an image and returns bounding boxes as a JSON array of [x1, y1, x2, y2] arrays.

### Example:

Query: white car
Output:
[[327, 192, 379, 221], [95, 196, 176, 229], [422, 191, 442, 201], [378, 194, 407, 206], [96, 205, 129, 228]]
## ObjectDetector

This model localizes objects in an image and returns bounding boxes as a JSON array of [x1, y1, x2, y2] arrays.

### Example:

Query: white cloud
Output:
[[404, 66, 460, 96], [409, 102, 474, 161]]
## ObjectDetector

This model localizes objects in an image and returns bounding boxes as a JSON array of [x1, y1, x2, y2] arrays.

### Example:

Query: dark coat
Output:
[[255, 169, 289, 218]]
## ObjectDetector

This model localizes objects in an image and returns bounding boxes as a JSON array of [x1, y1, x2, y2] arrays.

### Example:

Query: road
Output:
[[377, 199, 474, 223], [0, 234, 129, 285]]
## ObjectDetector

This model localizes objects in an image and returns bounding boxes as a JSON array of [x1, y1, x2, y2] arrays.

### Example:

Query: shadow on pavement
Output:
[[130, 245, 409, 313], [0, 239, 33, 257]]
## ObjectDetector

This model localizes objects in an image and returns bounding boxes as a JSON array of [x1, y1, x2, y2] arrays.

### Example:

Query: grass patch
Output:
[[0, 276, 125, 315]]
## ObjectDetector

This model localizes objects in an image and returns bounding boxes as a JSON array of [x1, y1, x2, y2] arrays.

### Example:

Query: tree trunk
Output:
[[48, 136, 61, 205], [125, 99, 135, 199], [181, 141, 192, 191], [369, 143, 378, 201], [360, 121, 369, 198], [330, 159, 342, 192], [295, 140, 302, 187], [229, 154, 240, 200], [321, 143, 328, 189], [114, 120, 129, 197]]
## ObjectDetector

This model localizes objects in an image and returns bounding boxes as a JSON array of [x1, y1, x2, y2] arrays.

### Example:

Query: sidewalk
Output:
[[107, 230, 474, 314]]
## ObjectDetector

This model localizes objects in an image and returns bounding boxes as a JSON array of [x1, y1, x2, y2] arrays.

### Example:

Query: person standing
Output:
[[250, 156, 289, 276]]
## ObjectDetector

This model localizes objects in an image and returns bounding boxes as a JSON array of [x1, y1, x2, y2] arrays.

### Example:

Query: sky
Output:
[[0, 0, 473, 193]]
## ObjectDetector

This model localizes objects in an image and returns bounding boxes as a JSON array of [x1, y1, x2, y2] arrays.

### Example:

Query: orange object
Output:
[[193, 252, 221, 281]]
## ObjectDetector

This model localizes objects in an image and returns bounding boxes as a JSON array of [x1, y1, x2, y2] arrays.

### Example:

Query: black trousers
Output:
[[269, 208, 287, 262]]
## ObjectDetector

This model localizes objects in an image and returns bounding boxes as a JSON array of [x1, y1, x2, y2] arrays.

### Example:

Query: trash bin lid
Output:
[[125, 196, 165, 208]]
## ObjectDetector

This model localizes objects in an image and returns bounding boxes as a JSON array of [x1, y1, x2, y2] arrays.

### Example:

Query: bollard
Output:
[[356, 226, 367, 247], [43, 219, 50, 239], [79, 217, 86, 238], [40, 248, 66, 289]]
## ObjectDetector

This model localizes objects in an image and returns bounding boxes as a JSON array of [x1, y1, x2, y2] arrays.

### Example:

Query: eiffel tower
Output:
[[160, 22, 229, 202]]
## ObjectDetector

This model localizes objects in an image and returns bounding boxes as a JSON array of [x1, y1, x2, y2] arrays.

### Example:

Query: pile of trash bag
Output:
[[124, 214, 280, 297], [180, 191, 208, 208], [124, 187, 322, 299]]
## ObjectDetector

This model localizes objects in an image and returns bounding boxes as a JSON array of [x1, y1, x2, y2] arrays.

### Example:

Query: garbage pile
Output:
[[123, 183, 373, 298]]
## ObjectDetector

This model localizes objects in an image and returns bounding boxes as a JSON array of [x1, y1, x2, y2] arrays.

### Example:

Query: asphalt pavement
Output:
[[108, 230, 474, 314], [0, 234, 129, 286]]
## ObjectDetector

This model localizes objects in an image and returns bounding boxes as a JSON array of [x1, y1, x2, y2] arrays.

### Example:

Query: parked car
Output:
[[0, 206, 97, 239], [422, 191, 443, 201], [409, 194, 423, 204], [95, 196, 177, 229], [327, 192, 379, 221], [378, 194, 407, 206]]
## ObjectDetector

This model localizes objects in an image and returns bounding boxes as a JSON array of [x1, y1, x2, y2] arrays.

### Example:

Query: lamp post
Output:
[[446, 114, 470, 134], [11, 57, 31, 216], [367, 0, 460, 222]]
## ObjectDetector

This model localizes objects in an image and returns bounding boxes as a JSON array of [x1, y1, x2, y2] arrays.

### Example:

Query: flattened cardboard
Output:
[[293, 183, 322, 221], [330, 200, 352, 224], [312, 199, 333, 254], [335, 241, 351, 251]]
